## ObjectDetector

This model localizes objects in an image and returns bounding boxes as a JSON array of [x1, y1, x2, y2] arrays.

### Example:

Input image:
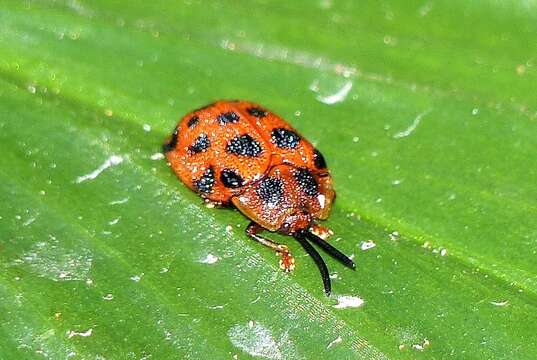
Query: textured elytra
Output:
[[247, 107, 268, 118], [165, 100, 334, 231], [220, 169, 244, 188], [187, 115, 199, 128], [194, 167, 215, 193], [226, 134, 263, 157], [294, 168, 319, 196], [313, 148, 327, 169], [271, 128, 301, 149], [217, 111, 240, 124], [188, 133, 211, 154]]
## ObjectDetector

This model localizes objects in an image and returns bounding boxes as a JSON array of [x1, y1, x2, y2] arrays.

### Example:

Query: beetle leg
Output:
[[246, 222, 295, 272], [309, 224, 334, 240]]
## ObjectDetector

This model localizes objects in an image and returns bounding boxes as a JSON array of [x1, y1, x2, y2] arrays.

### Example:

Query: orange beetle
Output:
[[163, 100, 354, 295]]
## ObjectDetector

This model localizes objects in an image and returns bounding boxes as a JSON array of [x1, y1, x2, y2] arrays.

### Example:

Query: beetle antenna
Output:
[[304, 231, 356, 270], [293, 232, 331, 296]]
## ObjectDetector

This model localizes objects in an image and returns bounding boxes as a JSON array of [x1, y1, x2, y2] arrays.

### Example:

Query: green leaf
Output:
[[1, 1, 536, 358]]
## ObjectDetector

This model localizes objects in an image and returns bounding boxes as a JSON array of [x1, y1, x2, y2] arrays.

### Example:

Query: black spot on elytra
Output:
[[187, 116, 199, 128], [220, 169, 244, 188], [256, 177, 284, 205], [226, 134, 263, 157], [163, 126, 179, 152], [271, 128, 301, 149], [294, 168, 319, 196], [247, 107, 268, 118], [313, 148, 327, 169], [217, 111, 240, 124], [188, 133, 211, 154], [194, 167, 215, 193]]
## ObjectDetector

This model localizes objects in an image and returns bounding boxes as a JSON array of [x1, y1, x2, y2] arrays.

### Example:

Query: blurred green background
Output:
[[1, 1, 536, 359]]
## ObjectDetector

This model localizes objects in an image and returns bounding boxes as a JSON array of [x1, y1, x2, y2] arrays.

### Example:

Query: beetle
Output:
[[163, 100, 354, 295]]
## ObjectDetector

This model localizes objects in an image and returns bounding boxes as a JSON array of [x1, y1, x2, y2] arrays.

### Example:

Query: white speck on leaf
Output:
[[103, 293, 114, 301], [393, 109, 431, 139], [389, 231, 400, 241], [334, 295, 365, 309], [150, 152, 165, 160], [326, 336, 342, 349], [199, 254, 219, 264], [143, 124, 151, 132], [23, 216, 37, 226], [315, 80, 353, 105], [130, 273, 144, 282], [67, 328, 93, 339], [360, 240, 376, 251], [412, 338, 430, 351], [108, 217, 120, 225], [383, 35, 397, 46], [109, 197, 129, 205], [490, 300, 509, 307], [75, 155, 123, 183]]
